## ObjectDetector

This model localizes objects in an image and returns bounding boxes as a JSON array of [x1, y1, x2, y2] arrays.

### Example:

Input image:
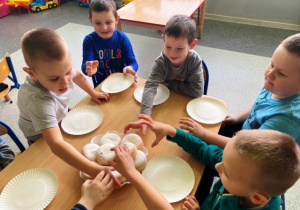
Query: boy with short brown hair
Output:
[[125, 115, 300, 210], [82, 0, 138, 88], [141, 15, 204, 117], [18, 28, 109, 178]]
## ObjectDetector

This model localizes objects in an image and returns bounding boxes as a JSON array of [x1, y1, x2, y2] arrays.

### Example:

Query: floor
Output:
[[0, 1, 299, 209]]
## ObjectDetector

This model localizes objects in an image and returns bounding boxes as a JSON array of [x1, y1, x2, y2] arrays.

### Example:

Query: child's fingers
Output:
[[106, 169, 122, 189], [82, 179, 93, 188], [122, 68, 127, 76], [100, 93, 109, 101], [86, 61, 92, 66], [141, 124, 147, 135], [138, 114, 153, 122], [134, 74, 137, 83], [93, 170, 106, 182], [92, 98, 102, 105], [92, 60, 99, 68]]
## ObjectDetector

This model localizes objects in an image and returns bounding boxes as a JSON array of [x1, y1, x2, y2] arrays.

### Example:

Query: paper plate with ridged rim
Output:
[[134, 84, 170, 105], [61, 106, 103, 135], [186, 95, 228, 124], [0, 168, 58, 210], [101, 73, 134, 93], [142, 155, 195, 203]]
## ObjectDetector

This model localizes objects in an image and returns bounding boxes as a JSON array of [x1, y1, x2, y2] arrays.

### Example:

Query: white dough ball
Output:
[[96, 143, 116, 165], [111, 170, 127, 185], [124, 142, 137, 158], [81, 143, 100, 161], [121, 133, 143, 149], [100, 133, 121, 146], [134, 150, 147, 171]]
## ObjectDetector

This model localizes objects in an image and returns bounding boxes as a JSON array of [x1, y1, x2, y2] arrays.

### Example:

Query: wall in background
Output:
[[205, 0, 300, 29]]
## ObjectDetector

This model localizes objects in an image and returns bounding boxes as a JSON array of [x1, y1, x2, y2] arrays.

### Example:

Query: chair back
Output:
[[0, 121, 25, 152], [0, 54, 11, 81], [202, 60, 209, 95], [281, 194, 285, 210], [0, 53, 20, 101]]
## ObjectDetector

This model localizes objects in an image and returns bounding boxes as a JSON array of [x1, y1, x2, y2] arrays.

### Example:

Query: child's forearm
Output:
[[235, 106, 252, 123], [42, 127, 103, 177], [126, 170, 173, 210], [201, 130, 231, 148], [73, 70, 96, 95]]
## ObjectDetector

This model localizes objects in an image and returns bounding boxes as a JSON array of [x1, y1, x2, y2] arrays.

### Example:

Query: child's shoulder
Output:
[[113, 30, 131, 42], [188, 50, 201, 60]]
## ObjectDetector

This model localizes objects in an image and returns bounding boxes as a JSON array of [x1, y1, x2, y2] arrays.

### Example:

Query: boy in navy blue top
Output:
[[82, 0, 138, 88], [124, 115, 300, 210]]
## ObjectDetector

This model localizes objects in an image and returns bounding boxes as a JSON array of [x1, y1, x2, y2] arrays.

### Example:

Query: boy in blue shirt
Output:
[[124, 115, 300, 210], [82, 0, 138, 88], [179, 33, 300, 148]]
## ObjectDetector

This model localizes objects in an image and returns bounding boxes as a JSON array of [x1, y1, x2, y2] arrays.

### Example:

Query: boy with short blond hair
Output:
[[141, 15, 204, 117], [18, 28, 109, 178], [124, 115, 300, 209], [82, 0, 138, 88], [179, 33, 300, 148]]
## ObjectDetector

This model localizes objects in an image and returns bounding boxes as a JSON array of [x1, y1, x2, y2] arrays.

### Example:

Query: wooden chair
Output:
[[0, 53, 20, 102]]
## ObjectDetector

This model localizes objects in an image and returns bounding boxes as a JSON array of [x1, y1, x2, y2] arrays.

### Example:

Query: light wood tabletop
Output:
[[0, 76, 221, 209], [117, 0, 206, 39]]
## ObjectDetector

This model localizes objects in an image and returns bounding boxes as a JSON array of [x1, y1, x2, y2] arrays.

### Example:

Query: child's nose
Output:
[[61, 77, 69, 86], [267, 69, 275, 79]]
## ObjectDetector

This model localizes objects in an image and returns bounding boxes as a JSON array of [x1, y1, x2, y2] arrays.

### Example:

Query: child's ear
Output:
[[23, 67, 37, 80], [115, 15, 120, 24], [249, 193, 269, 205], [161, 34, 165, 42], [88, 15, 92, 23], [189, 38, 198, 49]]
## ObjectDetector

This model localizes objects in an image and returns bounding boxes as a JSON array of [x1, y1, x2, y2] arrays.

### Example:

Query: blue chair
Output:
[[0, 121, 25, 152], [281, 194, 285, 210], [202, 60, 209, 95]]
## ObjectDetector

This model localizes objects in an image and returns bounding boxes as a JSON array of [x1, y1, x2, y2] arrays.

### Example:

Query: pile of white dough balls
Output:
[[80, 132, 148, 184]]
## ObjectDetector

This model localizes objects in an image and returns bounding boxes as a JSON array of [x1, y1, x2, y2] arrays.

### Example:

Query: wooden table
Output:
[[0, 77, 221, 209], [117, 0, 207, 39]]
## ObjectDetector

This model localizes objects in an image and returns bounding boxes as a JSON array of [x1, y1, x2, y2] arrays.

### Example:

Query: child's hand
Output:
[[108, 145, 136, 179], [124, 114, 175, 147], [86, 60, 99, 77], [222, 115, 239, 126], [78, 170, 114, 210], [182, 195, 200, 210], [91, 91, 109, 104], [123, 119, 148, 135], [179, 117, 205, 138], [123, 66, 137, 83]]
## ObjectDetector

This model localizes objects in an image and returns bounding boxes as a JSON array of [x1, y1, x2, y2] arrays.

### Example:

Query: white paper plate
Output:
[[61, 106, 103, 135], [134, 84, 170, 105], [101, 73, 134, 93], [186, 96, 228, 124], [0, 168, 58, 210], [142, 155, 194, 203]]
